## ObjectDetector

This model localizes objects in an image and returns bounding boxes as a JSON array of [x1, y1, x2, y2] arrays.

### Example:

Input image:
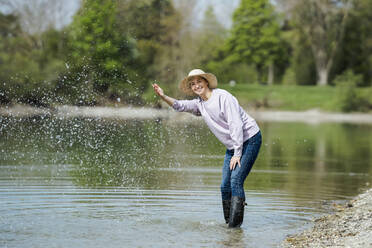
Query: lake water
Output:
[[1, 116, 371, 247]]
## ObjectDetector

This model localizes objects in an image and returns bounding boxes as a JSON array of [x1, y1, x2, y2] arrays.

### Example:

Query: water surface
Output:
[[1, 117, 371, 247]]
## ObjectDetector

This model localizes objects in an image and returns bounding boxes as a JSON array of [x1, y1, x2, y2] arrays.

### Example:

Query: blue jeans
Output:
[[221, 131, 262, 200]]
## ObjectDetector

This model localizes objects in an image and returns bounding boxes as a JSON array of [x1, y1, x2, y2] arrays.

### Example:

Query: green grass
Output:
[[219, 84, 372, 112]]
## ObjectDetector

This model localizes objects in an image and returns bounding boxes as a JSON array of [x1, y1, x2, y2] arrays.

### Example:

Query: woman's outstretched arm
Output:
[[152, 83, 176, 107], [153, 83, 200, 116]]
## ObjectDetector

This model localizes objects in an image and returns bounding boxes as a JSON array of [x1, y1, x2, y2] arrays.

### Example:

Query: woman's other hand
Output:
[[230, 156, 241, 170], [152, 83, 164, 97]]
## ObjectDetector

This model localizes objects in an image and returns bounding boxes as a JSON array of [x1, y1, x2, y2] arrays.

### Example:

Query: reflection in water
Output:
[[0, 116, 371, 247], [220, 229, 246, 248]]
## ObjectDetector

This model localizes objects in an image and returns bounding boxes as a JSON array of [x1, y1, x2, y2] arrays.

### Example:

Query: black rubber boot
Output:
[[222, 200, 231, 224], [228, 196, 245, 228]]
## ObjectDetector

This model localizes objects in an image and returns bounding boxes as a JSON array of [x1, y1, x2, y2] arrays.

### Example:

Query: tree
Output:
[[334, 0, 372, 86], [0, 1, 80, 106], [65, 0, 139, 105], [0, 0, 74, 34], [225, 0, 283, 85], [171, 5, 228, 80], [0, 12, 67, 106], [196, 6, 228, 66], [280, 22, 317, 85], [116, 0, 182, 98], [0, 12, 21, 37], [0, 13, 21, 104], [287, 0, 352, 86]]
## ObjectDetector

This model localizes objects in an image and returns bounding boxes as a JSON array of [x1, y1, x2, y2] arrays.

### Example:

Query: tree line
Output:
[[0, 0, 371, 107]]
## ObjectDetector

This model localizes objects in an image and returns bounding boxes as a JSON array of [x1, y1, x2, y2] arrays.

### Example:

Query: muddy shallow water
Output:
[[1, 117, 371, 247]]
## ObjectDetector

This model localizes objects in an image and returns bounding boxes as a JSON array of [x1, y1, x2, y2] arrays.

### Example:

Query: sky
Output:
[[59, 0, 81, 28], [1, 0, 241, 32], [180, 0, 240, 28]]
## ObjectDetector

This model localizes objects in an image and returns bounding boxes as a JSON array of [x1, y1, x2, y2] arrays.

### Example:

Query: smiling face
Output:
[[189, 76, 210, 96]]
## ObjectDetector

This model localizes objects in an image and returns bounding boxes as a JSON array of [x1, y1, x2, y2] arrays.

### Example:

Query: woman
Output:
[[152, 69, 261, 228]]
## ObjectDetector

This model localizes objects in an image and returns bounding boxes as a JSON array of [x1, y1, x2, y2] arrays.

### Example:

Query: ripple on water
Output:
[[0, 159, 369, 248]]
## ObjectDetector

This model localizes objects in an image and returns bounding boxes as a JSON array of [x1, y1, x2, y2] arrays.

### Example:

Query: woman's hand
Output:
[[230, 156, 241, 170], [152, 83, 175, 107], [152, 83, 164, 97]]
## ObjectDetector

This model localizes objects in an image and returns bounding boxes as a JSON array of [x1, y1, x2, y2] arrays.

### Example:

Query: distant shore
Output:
[[282, 188, 372, 248], [1, 104, 372, 124]]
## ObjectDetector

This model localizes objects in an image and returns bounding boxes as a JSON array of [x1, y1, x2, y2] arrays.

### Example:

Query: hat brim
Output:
[[180, 73, 218, 96]]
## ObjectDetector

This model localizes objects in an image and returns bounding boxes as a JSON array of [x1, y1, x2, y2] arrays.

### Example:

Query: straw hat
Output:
[[180, 69, 218, 95]]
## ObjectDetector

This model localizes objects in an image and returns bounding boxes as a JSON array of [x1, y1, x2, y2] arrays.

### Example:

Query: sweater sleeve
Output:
[[172, 99, 201, 116], [222, 94, 244, 156]]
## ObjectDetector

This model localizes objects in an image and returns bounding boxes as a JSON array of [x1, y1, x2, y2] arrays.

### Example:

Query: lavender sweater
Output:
[[172, 88, 260, 156]]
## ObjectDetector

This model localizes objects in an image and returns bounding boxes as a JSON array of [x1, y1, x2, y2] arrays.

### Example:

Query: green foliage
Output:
[[293, 42, 317, 85], [196, 6, 228, 66], [224, 0, 286, 83], [333, 69, 363, 87], [334, 70, 371, 112], [200, 7, 259, 85], [220, 84, 344, 111], [0, 13, 21, 37], [173, 5, 229, 98], [281, 68, 296, 85], [206, 61, 258, 85], [116, 0, 181, 103], [1, 0, 372, 108], [289, 0, 347, 85], [280, 23, 317, 85], [228, 0, 280, 64], [0, 0, 181, 106], [0, 13, 67, 106], [333, 0, 372, 86], [64, 0, 140, 105]]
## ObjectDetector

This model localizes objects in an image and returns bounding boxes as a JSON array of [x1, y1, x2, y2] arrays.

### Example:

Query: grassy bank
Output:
[[219, 84, 372, 112]]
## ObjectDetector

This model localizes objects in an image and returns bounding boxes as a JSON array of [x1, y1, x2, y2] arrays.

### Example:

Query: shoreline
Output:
[[282, 188, 372, 248], [1, 105, 372, 124]]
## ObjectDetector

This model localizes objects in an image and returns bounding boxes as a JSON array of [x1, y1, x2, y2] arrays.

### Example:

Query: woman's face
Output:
[[189, 76, 209, 96]]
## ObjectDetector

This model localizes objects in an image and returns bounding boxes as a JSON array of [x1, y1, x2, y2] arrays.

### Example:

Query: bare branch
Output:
[[1, 0, 80, 34]]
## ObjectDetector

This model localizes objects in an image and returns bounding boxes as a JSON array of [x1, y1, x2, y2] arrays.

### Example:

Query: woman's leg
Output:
[[229, 132, 262, 227], [231, 132, 262, 199], [221, 150, 233, 223], [221, 150, 233, 200]]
